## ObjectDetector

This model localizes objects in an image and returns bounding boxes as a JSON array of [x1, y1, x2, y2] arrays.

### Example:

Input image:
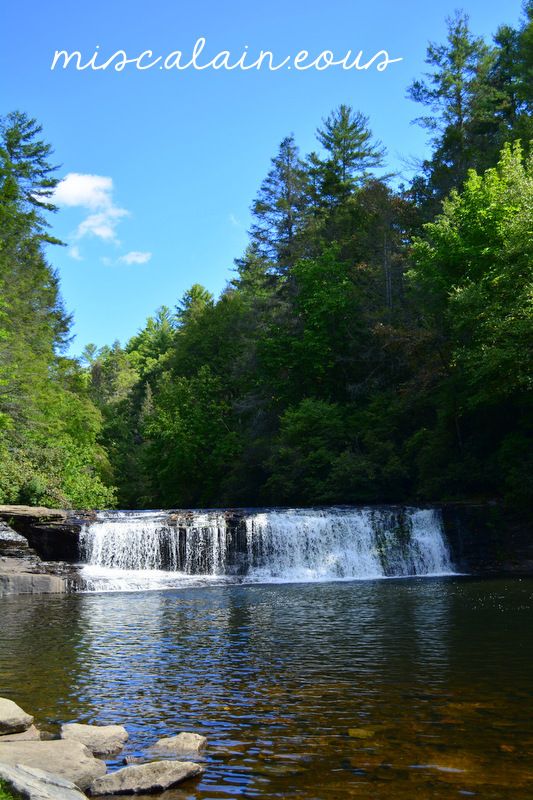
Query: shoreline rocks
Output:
[[0, 740, 107, 790], [61, 723, 129, 757], [0, 698, 208, 797], [152, 731, 207, 755], [0, 505, 88, 564], [0, 724, 41, 742], [88, 760, 204, 796], [0, 763, 87, 800], [0, 698, 34, 735], [0, 558, 74, 595]]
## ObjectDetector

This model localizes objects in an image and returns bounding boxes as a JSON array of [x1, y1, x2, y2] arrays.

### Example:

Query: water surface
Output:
[[1, 577, 532, 798]]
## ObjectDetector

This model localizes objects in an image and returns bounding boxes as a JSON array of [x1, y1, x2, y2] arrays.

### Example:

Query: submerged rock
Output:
[[61, 722, 128, 756], [0, 762, 86, 800], [0, 739, 106, 789], [152, 731, 207, 755], [88, 760, 204, 795], [0, 697, 33, 734], [348, 727, 376, 739]]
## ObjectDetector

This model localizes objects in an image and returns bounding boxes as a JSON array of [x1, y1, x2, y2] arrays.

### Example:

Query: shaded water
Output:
[[0, 578, 532, 798]]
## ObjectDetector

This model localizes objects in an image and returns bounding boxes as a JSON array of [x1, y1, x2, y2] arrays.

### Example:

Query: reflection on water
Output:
[[0, 578, 532, 798]]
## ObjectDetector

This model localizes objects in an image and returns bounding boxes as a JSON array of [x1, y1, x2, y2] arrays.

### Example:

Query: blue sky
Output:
[[1, 0, 525, 354]]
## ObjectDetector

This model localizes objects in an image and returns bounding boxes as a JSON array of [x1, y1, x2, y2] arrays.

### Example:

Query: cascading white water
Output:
[[79, 507, 454, 591], [242, 508, 452, 581]]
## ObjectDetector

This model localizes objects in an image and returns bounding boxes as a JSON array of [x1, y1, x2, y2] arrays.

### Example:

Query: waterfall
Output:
[[79, 507, 454, 591]]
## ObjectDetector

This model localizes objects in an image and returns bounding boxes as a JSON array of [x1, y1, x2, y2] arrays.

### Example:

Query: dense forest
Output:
[[0, 8, 531, 510]]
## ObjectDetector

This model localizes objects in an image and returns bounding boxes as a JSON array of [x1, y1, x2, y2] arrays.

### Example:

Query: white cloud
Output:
[[54, 173, 114, 209], [118, 251, 152, 265], [68, 245, 83, 261], [77, 208, 129, 242], [229, 213, 241, 228], [54, 172, 129, 243]]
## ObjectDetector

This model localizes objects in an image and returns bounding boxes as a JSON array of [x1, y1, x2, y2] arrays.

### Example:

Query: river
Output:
[[0, 577, 531, 798]]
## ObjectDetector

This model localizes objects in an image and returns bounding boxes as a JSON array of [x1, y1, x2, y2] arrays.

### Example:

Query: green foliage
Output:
[[266, 396, 409, 505], [266, 399, 351, 504], [88, 62, 530, 511], [257, 248, 371, 404], [0, 112, 117, 508], [1, 5, 530, 512], [0, 779, 22, 800], [140, 366, 241, 507], [410, 143, 532, 403], [408, 7, 533, 214], [312, 105, 386, 202], [407, 143, 532, 504], [0, 110, 62, 242]]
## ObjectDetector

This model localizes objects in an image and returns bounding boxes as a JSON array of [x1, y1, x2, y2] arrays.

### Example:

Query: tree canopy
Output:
[[1, 6, 531, 510]]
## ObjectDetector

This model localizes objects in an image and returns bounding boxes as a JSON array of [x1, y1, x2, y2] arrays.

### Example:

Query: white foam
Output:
[[79, 507, 456, 592]]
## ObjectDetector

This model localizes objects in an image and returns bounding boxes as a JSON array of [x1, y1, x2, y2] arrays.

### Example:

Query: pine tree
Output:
[[250, 135, 309, 272], [407, 12, 489, 202], [176, 284, 214, 326], [233, 243, 276, 297], [0, 111, 62, 242], [311, 105, 386, 205], [491, 3, 533, 148]]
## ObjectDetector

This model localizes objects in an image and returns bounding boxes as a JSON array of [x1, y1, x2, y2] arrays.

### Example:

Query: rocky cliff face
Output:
[[440, 503, 533, 576], [0, 505, 93, 561]]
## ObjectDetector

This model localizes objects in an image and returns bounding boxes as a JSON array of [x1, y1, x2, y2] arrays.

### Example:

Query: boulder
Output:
[[0, 740, 106, 790], [0, 762, 86, 800], [0, 698, 33, 734], [151, 731, 207, 755], [88, 760, 204, 795], [61, 723, 128, 756], [0, 724, 40, 742]]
